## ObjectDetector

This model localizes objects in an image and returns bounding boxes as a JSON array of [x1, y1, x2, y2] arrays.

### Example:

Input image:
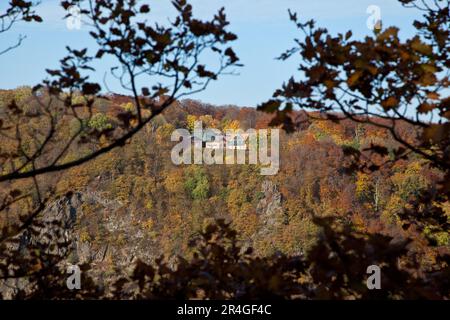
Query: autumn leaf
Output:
[[423, 124, 450, 144], [427, 92, 440, 100], [411, 37, 432, 55], [419, 72, 437, 86], [140, 4, 150, 13], [421, 64, 437, 74], [377, 27, 399, 41], [381, 96, 398, 110], [258, 99, 281, 113], [418, 103, 435, 114], [347, 71, 362, 87], [82, 83, 101, 95], [141, 87, 150, 96]]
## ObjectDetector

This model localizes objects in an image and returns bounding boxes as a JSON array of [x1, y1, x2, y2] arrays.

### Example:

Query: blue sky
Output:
[[0, 0, 422, 107]]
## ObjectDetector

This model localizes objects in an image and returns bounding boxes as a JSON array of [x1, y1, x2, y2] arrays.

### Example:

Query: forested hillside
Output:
[[0, 0, 448, 301], [1, 88, 447, 298]]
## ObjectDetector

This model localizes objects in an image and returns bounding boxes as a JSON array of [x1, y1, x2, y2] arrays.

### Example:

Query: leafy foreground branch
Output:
[[110, 216, 449, 300], [0, 0, 240, 183], [0, 0, 239, 257], [259, 0, 450, 178]]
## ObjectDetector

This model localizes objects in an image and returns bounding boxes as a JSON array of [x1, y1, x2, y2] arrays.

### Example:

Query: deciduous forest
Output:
[[0, 0, 448, 300]]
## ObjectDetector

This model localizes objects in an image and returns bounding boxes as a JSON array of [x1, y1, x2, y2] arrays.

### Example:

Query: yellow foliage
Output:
[[156, 123, 175, 144], [199, 115, 218, 128], [164, 170, 185, 194], [311, 120, 350, 145], [222, 119, 240, 131], [187, 114, 198, 132], [142, 218, 154, 231], [145, 199, 154, 211], [121, 102, 135, 113], [355, 172, 371, 198], [79, 228, 91, 242]]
